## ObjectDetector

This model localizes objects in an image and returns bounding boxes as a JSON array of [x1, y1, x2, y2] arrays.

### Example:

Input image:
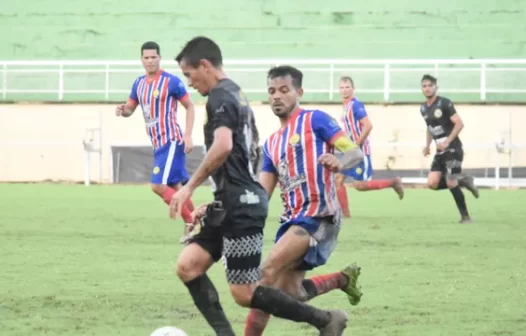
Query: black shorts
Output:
[[430, 147, 464, 178], [186, 190, 268, 285]]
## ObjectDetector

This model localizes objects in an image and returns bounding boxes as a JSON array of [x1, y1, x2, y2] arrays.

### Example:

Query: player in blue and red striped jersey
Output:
[[115, 41, 196, 242], [336, 76, 404, 218], [243, 66, 364, 336]]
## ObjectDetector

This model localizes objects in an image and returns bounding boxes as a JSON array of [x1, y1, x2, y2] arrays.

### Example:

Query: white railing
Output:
[[1, 59, 526, 102]]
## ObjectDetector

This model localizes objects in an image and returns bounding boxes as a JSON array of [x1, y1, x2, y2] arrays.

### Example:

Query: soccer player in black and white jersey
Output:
[[419, 74, 480, 223]]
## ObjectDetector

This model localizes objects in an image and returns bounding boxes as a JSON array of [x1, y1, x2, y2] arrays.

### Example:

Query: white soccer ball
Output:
[[150, 326, 188, 336]]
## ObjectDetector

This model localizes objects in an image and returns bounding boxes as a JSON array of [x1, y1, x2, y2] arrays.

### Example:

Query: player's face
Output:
[[339, 80, 354, 99], [267, 75, 303, 118], [141, 49, 160, 74], [179, 60, 210, 96], [421, 80, 437, 98]]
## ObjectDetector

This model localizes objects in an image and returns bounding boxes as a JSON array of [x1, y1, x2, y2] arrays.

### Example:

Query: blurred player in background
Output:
[[420, 74, 479, 223], [170, 37, 352, 336], [115, 41, 196, 242], [336, 76, 404, 218], [243, 66, 364, 336]]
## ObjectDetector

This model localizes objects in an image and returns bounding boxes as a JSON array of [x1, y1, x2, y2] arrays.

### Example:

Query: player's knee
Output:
[[335, 173, 346, 186], [229, 284, 256, 308], [174, 245, 211, 282], [446, 178, 458, 189], [260, 262, 280, 286], [150, 183, 165, 196], [427, 178, 440, 189], [353, 181, 368, 191]]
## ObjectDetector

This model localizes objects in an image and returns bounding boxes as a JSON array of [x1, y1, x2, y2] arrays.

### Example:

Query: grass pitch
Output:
[[1, 184, 525, 335]]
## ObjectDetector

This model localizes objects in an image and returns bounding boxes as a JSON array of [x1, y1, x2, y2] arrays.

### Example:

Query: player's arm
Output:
[[184, 93, 236, 191], [312, 111, 364, 170], [259, 145, 279, 198], [170, 76, 195, 139], [444, 99, 464, 144], [352, 102, 372, 145], [426, 128, 433, 148], [117, 80, 140, 117]]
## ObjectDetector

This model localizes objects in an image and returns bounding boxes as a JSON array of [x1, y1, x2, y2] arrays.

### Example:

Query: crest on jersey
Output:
[[434, 109, 442, 118], [153, 90, 160, 98], [355, 167, 363, 175], [289, 134, 300, 146], [153, 166, 160, 174]]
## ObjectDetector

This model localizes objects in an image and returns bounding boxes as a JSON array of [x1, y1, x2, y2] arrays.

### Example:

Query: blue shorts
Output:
[[275, 216, 341, 271], [341, 154, 373, 181], [151, 141, 189, 186]]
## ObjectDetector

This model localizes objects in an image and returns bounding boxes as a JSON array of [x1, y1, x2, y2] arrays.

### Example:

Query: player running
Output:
[[420, 74, 479, 223], [170, 37, 351, 336], [115, 41, 197, 242], [243, 66, 365, 335], [336, 76, 404, 218]]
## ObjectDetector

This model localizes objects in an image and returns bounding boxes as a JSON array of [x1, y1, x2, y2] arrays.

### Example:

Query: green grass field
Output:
[[1, 184, 525, 336]]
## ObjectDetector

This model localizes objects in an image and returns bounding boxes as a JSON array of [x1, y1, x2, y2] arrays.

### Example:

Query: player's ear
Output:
[[296, 87, 304, 98], [200, 59, 214, 70]]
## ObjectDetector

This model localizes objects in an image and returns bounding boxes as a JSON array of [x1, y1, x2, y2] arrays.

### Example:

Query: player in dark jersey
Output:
[[168, 36, 350, 336], [420, 74, 480, 223]]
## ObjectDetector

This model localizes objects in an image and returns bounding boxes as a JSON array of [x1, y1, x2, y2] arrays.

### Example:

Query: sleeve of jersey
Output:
[[353, 102, 368, 121], [128, 79, 139, 104], [261, 143, 277, 174], [445, 99, 457, 117], [169, 75, 189, 101], [209, 90, 237, 131], [311, 110, 347, 146]]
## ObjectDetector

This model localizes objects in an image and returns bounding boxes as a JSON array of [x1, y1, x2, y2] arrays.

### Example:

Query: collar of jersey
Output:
[[279, 107, 303, 131], [146, 69, 164, 84]]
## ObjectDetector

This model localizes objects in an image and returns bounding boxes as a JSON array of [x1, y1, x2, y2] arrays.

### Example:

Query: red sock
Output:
[[366, 179, 394, 190], [244, 309, 271, 336], [336, 185, 351, 217], [160, 187, 193, 223], [308, 272, 347, 296]]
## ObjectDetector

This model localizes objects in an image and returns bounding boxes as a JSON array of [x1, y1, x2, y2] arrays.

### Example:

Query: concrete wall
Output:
[[2, 1, 525, 59], [0, 103, 524, 182]]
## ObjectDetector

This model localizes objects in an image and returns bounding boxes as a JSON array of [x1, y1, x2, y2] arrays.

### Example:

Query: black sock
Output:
[[437, 177, 448, 190], [301, 279, 319, 301], [184, 275, 235, 336], [450, 186, 469, 217], [250, 285, 331, 329]]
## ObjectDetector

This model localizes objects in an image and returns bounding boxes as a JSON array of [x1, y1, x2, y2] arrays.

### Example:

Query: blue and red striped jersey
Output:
[[262, 108, 345, 223], [128, 70, 189, 149], [341, 97, 370, 155]]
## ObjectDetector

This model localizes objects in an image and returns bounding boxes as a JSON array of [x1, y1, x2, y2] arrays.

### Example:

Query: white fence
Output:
[[1, 59, 526, 102]]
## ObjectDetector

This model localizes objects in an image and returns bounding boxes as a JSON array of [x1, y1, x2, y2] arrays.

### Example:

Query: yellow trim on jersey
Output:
[[334, 136, 358, 152]]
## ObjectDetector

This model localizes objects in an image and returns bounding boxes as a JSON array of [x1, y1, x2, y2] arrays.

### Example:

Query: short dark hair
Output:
[[141, 41, 160, 56], [421, 74, 437, 84], [175, 36, 223, 68], [340, 76, 354, 87], [267, 65, 303, 89]]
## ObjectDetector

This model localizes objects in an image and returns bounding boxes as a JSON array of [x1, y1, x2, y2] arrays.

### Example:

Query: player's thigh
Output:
[[297, 216, 341, 272], [176, 223, 222, 282], [428, 155, 443, 187], [262, 224, 312, 285], [151, 141, 188, 185], [445, 148, 464, 181], [351, 155, 373, 182], [222, 224, 265, 307]]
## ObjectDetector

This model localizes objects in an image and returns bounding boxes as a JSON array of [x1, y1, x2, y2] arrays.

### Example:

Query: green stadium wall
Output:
[[1, 0, 525, 59]]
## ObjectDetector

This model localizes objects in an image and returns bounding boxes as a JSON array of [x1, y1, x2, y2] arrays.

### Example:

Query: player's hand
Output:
[[436, 141, 450, 151], [422, 146, 431, 157], [318, 153, 343, 172], [115, 104, 125, 116], [181, 134, 193, 153], [191, 203, 209, 222], [169, 185, 193, 220]]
